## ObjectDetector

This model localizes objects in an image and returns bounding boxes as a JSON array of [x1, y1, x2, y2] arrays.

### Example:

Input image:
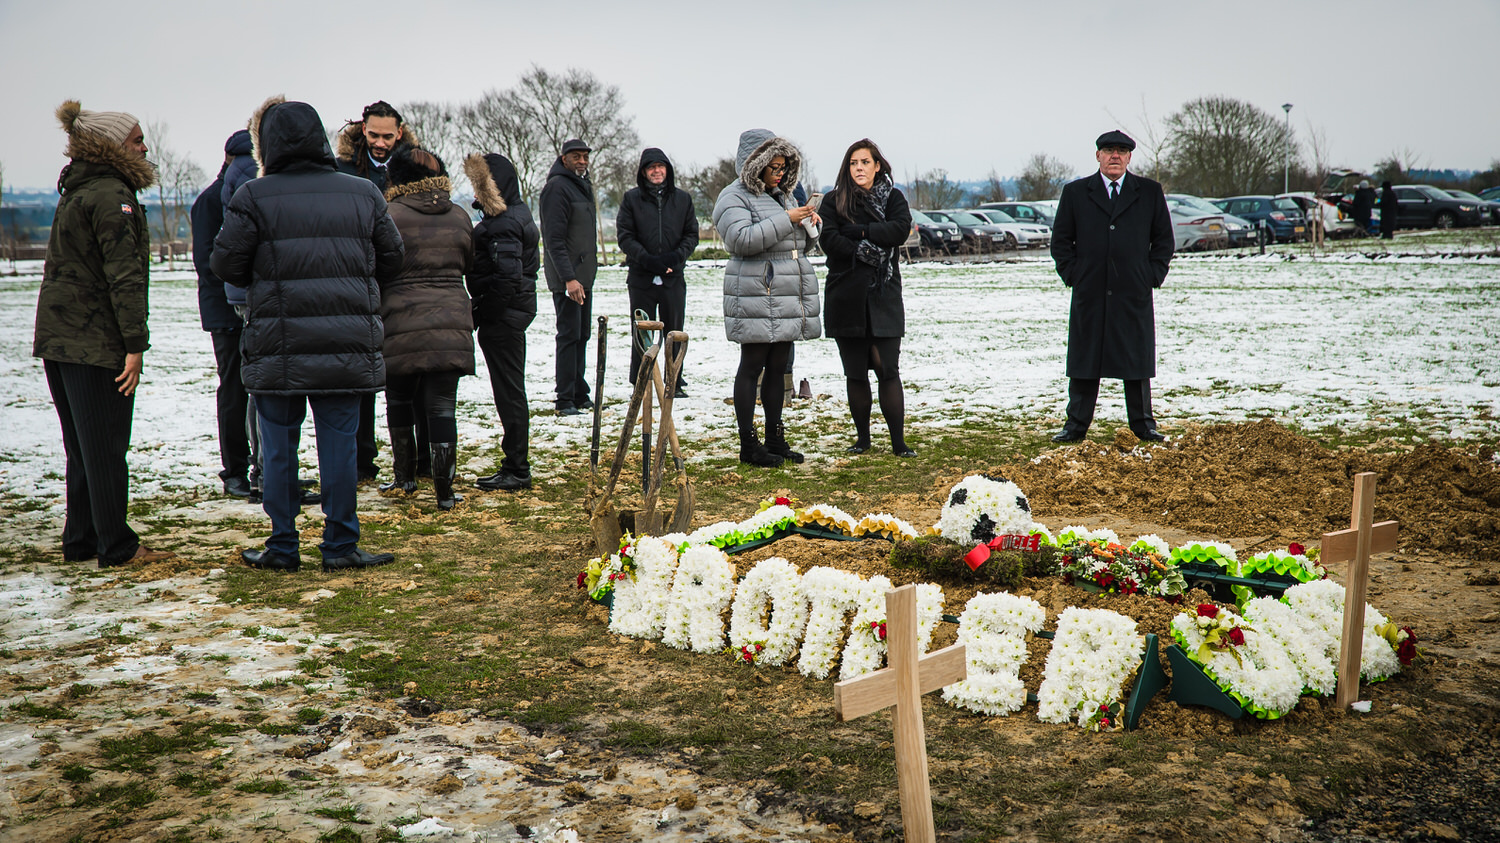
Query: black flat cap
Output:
[[1095, 129, 1136, 151], [561, 138, 591, 155]]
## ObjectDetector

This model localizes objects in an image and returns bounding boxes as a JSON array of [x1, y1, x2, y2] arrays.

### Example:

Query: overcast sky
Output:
[[4, 0, 1497, 191]]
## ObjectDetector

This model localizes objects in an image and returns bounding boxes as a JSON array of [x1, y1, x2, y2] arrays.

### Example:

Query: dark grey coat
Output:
[[1050, 171, 1174, 380]]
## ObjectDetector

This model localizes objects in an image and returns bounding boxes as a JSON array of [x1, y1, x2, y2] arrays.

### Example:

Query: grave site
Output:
[[2, 253, 1499, 841]]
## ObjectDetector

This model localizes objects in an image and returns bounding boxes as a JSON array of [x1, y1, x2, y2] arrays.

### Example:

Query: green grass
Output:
[[234, 778, 292, 795], [313, 805, 366, 823], [98, 723, 244, 774], [9, 700, 74, 719]]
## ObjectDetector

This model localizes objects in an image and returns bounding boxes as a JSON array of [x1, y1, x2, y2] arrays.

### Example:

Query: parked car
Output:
[[1479, 186, 1500, 203], [979, 201, 1055, 228], [1213, 196, 1307, 243], [924, 209, 1009, 253], [967, 208, 1052, 249], [1166, 206, 1229, 251], [1277, 192, 1360, 239], [1389, 184, 1483, 229], [1167, 194, 1254, 247], [1442, 188, 1500, 225], [909, 208, 963, 254]]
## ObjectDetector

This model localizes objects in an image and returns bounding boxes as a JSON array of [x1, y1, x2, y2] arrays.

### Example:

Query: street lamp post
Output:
[[1282, 103, 1293, 194]]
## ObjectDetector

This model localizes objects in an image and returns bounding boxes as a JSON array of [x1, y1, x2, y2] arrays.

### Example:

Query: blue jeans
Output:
[[256, 393, 361, 561]]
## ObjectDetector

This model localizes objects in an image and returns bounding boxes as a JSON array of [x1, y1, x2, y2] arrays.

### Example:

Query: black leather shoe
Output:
[[321, 547, 395, 572], [476, 470, 532, 491], [894, 448, 918, 458], [243, 547, 300, 572], [223, 477, 252, 498], [556, 403, 581, 416], [845, 442, 871, 455], [673, 385, 688, 399], [1051, 428, 1087, 443], [577, 397, 594, 411], [1133, 427, 1167, 442], [299, 489, 322, 506]]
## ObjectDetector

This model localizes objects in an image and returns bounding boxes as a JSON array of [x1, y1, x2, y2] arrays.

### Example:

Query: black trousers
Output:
[[477, 323, 531, 475], [44, 359, 139, 564], [1064, 377, 1156, 433], [357, 392, 378, 478], [210, 330, 251, 482], [627, 281, 687, 385], [551, 290, 592, 407]]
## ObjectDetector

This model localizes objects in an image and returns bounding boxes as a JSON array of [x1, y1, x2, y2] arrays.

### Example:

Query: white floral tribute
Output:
[[943, 591, 1047, 716], [1035, 607, 1143, 726], [1129, 534, 1171, 557], [796, 567, 868, 680], [687, 521, 740, 547], [1280, 578, 1402, 682], [934, 475, 1036, 547], [1057, 525, 1122, 547], [796, 504, 858, 535], [1242, 594, 1337, 696], [607, 536, 679, 639], [848, 582, 945, 681], [854, 512, 918, 540], [727, 557, 807, 666], [1170, 603, 1302, 718], [661, 545, 736, 654]]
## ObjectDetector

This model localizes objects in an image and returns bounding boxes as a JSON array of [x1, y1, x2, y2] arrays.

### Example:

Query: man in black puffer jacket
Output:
[[616, 147, 699, 393], [211, 96, 405, 574], [464, 152, 540, 491]]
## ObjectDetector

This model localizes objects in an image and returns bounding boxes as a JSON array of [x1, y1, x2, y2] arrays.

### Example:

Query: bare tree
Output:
[[1372, 147, 1427, 185], [905, 168, 965, 209], [1302, 121, 1333, 189], [399, 100, 466, 191], [1014, 153, 1074, 200], [1159, 96, 1298, 197], [1106, 96, 1169, 183], [971, 168, 1009, 203], [679, 156, 737, 220], [144, 121, 207, 268]]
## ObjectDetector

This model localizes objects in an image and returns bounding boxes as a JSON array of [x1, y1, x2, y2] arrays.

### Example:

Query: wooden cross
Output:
[[833, 585, 967, 843], [1320, 472, 1400, 709]]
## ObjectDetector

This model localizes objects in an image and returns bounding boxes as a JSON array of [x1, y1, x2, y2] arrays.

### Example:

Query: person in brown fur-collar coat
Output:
[[34, 101, 175, 568], [379, 146, 474, 511]]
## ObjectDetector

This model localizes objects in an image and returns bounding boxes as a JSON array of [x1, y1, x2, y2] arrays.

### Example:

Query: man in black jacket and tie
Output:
[[1049, 129, 1174, 444]]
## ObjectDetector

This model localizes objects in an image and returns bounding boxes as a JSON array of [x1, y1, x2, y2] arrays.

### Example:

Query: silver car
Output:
[[968, 208, 1052, 249], [1167, 194, 1254, 247]]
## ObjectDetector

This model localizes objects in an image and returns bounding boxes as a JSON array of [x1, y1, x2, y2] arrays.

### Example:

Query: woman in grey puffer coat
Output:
[[711, 129, 822, 467]]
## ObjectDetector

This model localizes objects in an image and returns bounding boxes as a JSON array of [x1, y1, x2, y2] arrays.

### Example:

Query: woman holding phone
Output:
[[818, 138, 916, 457], [712, 129, 822, 467]]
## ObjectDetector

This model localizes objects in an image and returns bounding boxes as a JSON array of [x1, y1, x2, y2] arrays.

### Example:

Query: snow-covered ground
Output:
[[2, 248, 1497, 527]]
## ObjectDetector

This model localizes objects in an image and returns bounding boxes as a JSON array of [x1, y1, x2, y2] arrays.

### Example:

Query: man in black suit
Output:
[[1049, 129, 1174, 443]]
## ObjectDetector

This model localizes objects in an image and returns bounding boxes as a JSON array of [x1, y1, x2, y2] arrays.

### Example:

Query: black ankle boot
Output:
[[765, 421, 803, 464], [380, 426, 418, 494], [739, 435, 784, 468], [431, 442, 462, 510]]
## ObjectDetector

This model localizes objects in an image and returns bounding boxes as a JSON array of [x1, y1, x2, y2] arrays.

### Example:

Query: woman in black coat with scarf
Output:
[[818, 139, 916, 457]]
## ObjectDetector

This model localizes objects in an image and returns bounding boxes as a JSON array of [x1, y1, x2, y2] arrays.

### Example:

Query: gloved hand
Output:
[[636, 253, 668, 276]]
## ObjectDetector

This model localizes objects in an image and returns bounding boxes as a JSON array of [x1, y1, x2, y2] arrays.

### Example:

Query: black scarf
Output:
[[854, 176, 896, 293]]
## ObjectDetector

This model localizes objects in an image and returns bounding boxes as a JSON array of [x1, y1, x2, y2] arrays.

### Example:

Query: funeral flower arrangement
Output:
[[1055, 533, 1186, 599], [933, 474, 1040, 546], [1036, 607, 1144, 726], [1170, 601, 1305, 718]]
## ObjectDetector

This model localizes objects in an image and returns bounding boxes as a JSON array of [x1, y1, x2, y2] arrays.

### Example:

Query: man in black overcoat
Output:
[[1049, 129, 1174, 443]]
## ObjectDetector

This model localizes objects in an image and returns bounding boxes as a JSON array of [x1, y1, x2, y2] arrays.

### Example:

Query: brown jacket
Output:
[[381, 176, 476, 377]]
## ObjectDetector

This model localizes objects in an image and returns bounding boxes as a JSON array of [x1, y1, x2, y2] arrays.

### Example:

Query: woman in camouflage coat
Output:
[[33, 101, 173, 568]]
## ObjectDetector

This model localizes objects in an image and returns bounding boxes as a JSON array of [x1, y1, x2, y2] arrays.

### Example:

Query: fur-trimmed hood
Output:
[[55, 101, 155, 191], [466, 153, 524, 217], [735, 129, 801, 198], [248, 95, 337, 177], [384, 175, 454, 212], [336, 120, 421, 166]]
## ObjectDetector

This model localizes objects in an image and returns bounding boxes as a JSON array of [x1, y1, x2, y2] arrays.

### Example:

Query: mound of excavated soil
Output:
[[991, 420, 1500, 560]]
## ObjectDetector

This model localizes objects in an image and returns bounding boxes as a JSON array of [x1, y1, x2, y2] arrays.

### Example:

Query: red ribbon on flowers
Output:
[[963, 534, 1042, 570]]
